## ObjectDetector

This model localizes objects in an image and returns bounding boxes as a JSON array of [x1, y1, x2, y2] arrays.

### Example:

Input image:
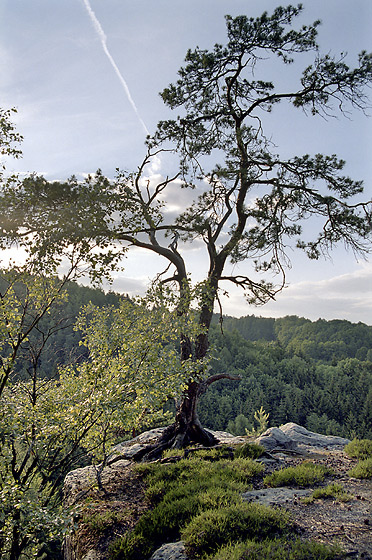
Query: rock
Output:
[[256, 427, 298, 452], [242, 487, 312, 506], [255, 423, 350, 453], [149, 541, 188, 560], [280, 423, 350, 449], [64, 459, 131, 507]]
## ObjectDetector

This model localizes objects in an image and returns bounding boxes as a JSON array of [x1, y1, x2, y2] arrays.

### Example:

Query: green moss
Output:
[[109, 455, 264, 560], [264, 462, 331, 488]]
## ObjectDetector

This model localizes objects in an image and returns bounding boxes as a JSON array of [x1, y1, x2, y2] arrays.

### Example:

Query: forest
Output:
[[11, 279, 372, 440]]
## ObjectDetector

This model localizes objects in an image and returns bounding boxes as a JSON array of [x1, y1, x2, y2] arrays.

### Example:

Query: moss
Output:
[[234, 442, 266, 459], [302, 483, 351, 504]]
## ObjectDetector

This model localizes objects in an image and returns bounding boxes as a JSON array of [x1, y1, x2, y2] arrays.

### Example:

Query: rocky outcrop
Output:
[[280, 422, 350, 448], [256, 422, 350, 452], [63, 424, 353, 560]]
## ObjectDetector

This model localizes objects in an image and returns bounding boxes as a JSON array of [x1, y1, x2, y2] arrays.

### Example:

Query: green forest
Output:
[[12, 279, 372, 440]]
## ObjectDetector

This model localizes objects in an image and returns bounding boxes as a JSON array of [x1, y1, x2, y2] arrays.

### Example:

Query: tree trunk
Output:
[[134, 380, 217, 461]]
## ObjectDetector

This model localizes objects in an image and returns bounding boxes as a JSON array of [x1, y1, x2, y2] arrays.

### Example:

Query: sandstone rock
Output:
[[242, 487, 312, 506], [149, 541, 188, 560], [255, 426, 298, 451], [280, 422, 350, 449]]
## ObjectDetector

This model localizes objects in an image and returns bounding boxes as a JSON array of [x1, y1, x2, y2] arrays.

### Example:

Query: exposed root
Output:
[[131, 423, 219, 462]]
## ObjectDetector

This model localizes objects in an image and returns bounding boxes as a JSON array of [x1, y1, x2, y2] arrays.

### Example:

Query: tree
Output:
[[1, 5, 372, 455]]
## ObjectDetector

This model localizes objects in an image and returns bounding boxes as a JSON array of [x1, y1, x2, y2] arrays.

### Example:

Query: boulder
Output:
[[280, 422, 350, 449], [149, 541, 188, 560], [256, 423, 350, 452], [255, 426, 298, 451]]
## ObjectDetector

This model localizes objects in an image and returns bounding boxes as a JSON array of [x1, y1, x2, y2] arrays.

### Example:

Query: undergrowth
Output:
[[344, 438, 372, 460], [208, 537, 344, 560], [345, 439, 372, 479], [109, 454, 264, 560], [302, 483, 351, 504], [264, 461, 331, 488], [348, 457, 372, 479]]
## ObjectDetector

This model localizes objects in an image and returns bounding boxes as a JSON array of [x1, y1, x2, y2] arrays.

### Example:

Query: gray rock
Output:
[[81, 550, 104, 560], [242, 487, 312, 506], [256, 427, 298, 451], [280, 423, 350, 449], [149, 541, 187, 560]]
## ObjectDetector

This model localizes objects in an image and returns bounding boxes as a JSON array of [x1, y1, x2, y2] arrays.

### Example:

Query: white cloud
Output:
[[220, 262, 372, 325]]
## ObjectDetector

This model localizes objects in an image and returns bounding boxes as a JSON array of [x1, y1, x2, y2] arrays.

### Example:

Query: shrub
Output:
[[110, 455, 264, 559], [82, 509, 130, 535], [182, 503, 291, 557], [344, 438, 372, 460], [348, 457, 372, 479], [303, 483, 351, 504], [264, 462, 330, 488], [234, 442, 265, 459], [208, 538, 343, 560]]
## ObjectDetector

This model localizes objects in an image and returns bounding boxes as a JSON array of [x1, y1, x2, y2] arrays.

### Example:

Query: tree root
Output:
[[131, 423, 219, 462]]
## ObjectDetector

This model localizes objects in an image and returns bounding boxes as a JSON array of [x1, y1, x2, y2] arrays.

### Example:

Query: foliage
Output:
[[245, 406, 270, 437], [110, 455, 263, 559], [181, 502, 291, 558], [200, 322, 372, 439], [263, 462, 331, 488], [0, 269, 190, 559], [348, 458, 372, 479], [208, 538, 344, 560], [344, 439, 372, 460]]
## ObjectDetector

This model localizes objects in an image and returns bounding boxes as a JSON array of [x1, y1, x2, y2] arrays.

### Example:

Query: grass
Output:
[[264, 461, 331, 488], [348, 457, 372, 479], [108, 452, 345, 560], [344, 438, 372, 460]]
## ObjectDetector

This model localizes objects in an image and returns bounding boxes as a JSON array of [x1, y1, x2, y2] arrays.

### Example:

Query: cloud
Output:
[[220, 263, 372, 325]]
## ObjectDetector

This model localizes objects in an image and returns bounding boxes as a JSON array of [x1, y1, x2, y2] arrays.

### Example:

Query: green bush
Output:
[[182, 503, 291, 558], [303, 483, 351, 503], [344, 438, 372, 460], [264, 462, 330, 488], [208, 538, 343, 560], [348, 457, 372, 479], [234, 442, 265, 459], [110, 456, 264, 559]]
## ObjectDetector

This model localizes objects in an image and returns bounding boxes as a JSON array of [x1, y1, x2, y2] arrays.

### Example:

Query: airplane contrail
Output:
[[82, 0, 150, 136]]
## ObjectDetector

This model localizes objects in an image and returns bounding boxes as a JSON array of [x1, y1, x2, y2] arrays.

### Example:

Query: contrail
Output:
[[82, 0, 149, 136]]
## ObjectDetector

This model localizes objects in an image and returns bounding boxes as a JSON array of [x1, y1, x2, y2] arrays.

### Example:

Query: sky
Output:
[[0, 0, 372, 324]]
